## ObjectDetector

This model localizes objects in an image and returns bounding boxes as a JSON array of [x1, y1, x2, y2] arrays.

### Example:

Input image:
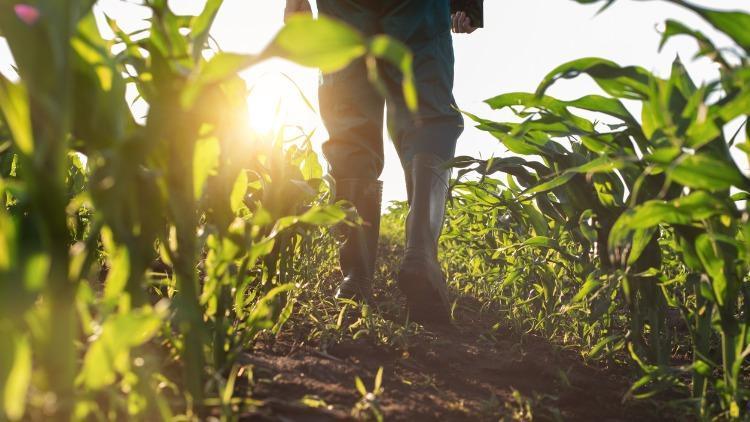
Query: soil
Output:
[[230, 237, 679, 421], [238, 297, 677, 421]]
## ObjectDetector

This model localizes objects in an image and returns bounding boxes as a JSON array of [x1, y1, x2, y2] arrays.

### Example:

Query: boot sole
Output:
[[397, 269, 450, 325]]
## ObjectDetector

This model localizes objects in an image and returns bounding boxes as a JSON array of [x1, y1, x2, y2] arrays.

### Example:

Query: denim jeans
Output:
[[318, 0, 463, 180]]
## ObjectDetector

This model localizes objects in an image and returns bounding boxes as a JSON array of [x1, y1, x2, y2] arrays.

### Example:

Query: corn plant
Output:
[[451, 0, 749, 418], [0, 0, 416, 419], [352, 367, 385, 422]]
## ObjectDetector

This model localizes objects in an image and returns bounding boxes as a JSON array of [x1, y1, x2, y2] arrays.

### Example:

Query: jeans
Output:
[[318, 0, 463, 181]]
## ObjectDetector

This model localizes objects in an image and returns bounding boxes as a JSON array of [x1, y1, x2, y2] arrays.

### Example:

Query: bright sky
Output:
[[1, 0, 748, 206]]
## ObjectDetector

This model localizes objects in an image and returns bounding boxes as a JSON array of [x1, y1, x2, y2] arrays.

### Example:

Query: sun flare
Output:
[[244, 66, 322, 139]]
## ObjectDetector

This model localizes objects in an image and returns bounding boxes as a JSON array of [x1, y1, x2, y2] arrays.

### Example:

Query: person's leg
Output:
[[318, 3, 386, 300], [383, 10, 464, 323], [320, 61, 385, 182], [386, 33, 463, 167]]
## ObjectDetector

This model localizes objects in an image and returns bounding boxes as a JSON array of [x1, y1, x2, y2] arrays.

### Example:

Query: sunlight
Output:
[[244, 65, 322, 140], [246, 74, 287, 135]]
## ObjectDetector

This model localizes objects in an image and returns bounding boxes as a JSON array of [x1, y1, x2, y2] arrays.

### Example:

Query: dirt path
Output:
[[230, 236, 678, 421], [239, 297, 675, 421]]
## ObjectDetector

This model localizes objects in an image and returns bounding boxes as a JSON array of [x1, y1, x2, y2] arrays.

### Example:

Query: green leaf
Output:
[[23, 252, 50, 292], [523, 173, 575, 196], [200, 53, 258, 83], [182, 53, 260, 108], [78, 340, 115, 390], [522, 156, 623, 197], [569, 156, 625, 174], [0, 211, 16, 271], [194, 137, 220, 200], [572, 273, 602, 303], [265, 15, 366, 73], [639, 194, 724, 227], [248, 237, 276, 267], [0, 75, 33, 155], [298, 205, 347, 226], [641, 101, 658, 139], [271, 298, 295, 336], [731, 191, 750, 202], [522, 203, 549, 236], [567, 94, 637, 123], [659, 19, 722, 62], [300, 151, 323, 180], [3, 334, 31, 421], [355, 376, 367, 396], [695, 234, 730, 306], [247, 284, 295, 334], [646, 147, 681, 164], [374, 367, 383, 392], [369, 35, 417, 111], [486, 92, 636, 126], [609, 191, 728, 249], [588, 335, 621, 359], [230, 171, 248, 214], [627, 228, 657, 266], [71, 11, 129, 148], [496, 133, 546, 155], [675, 2, 750, 54], [521, 236, 556, 248], [536, 57, 651, 100], [670, 154, 747, 191], [79, 307, 164, 390], [671, 191, 729, 219], [716, 89, 750, 124], [693, 359, 712, 376], [191, 0, 224, 61], [221, 365, 240, 405], [103, 247, 130, 303]]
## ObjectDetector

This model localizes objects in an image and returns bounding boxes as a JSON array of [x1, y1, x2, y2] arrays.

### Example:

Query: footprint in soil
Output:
[[238, 302, 676, 422]]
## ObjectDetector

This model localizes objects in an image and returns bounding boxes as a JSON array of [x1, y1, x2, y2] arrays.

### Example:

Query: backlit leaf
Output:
[[266, 15, 366, 73], [369, 35, 417, 111], [194, 137, 220, 200], [299, 205, 347, 226], [230, 171, 248, 214], [79, 307, 164, 390], [191, 0, 224, 61], [0, 75, 33, 155], [103, 247, 130, 303], [3, 334, 31, 421]]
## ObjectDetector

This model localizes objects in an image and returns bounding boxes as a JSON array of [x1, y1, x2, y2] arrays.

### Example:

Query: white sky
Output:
[[1, 0, 748, 206]]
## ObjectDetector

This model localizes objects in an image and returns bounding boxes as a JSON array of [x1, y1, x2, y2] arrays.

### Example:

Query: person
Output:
[[284, 0, 482, 324]]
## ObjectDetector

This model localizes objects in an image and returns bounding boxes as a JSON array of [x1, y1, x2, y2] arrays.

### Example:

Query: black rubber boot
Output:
[[397, 153, 451, 324], [334, 179, 383, 301]]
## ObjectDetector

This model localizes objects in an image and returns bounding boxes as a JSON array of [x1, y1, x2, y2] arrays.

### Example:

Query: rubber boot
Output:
[[397, 153, 451, 324], [334, 179, 383, 301]]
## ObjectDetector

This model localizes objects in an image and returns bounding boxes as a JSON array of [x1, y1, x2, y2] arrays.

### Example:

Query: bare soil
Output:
[[229, 236, 681, 421], [239, 297, 676, 421]]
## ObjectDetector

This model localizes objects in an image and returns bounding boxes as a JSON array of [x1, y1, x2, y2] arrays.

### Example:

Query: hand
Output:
[[284, 0, 312, 23], [451, 11, 477, 34]]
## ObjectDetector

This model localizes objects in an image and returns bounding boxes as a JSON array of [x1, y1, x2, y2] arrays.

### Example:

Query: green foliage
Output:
[[352, 367, 385, 421], [267, 14, 366, 73], [0, 1, 415, 420], [447, 0, 750, 419], [1, 0, 747, 420]]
